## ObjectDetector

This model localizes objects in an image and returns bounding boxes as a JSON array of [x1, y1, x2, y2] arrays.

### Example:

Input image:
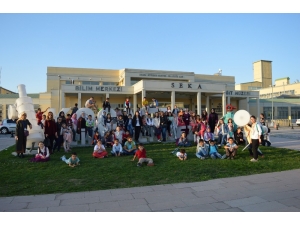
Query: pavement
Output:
[[0, 126, 299, 212]]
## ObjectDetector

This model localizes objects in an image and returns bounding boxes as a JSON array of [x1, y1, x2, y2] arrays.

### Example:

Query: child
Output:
[[226, 120, 235, 143], [195, 139, 209, 160], [30, 141, 50, 162], [61, 152, 80, 167], [131, 143, 154, 167], [176, 149, 187, 161], [216, 119, 228, 147], [116, 115, 124, 130], [114, 126, 124, 144], [123, 136, 137, 155], [91, 131, 100, 145], [105, 113, 113, 131], [125, 114, 133, 137], [66, 114, 73, 130], [86, 114, 94, 138], [264, 127, 271, 146], [41, 114, 46, 129], [104, 131, 114, 148], [61, 123, 72, 152], [177, 132, 191, 147], [111, 139, 123, 157], [244, 124, 264, 158], [224, 137, 238, 159], [234, 127, 245, 145], [93, 140, 108, 158], [122, 130, 130, 146], [203, 127, 214, 144], [208, 140, 224, 159]]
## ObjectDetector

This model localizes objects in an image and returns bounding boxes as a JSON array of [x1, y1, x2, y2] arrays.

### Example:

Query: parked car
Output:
[[296, 119, 300, 126], [0, 119, 17, 134]]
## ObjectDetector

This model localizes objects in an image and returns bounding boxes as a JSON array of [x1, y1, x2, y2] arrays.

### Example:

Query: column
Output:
[[197, 92, 201, 115], [206, 95, 210, 113], [133, 94, 137, 113], [106, 93, 109, 98], [246, 97, 249, 112], [141, 89, 146, 100], [257, 97, 260, 117], [171, 91, 175, 110], [222, 91, 226, 116], [61, 91, 65, 108], [78, 93, 81, 108], [227, 96, 230, 105]]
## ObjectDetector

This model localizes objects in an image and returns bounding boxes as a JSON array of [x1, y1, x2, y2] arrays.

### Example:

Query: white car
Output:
[[296, 119, 300, 126], [0, 119, 17, 134]]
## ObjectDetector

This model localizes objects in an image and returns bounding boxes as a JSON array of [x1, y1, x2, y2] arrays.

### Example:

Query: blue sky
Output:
[[0, 13, 300, 94]]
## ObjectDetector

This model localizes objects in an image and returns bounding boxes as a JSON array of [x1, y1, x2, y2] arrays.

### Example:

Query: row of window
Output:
[[263, 107, 300, 119], [65, 81, 117, 86]]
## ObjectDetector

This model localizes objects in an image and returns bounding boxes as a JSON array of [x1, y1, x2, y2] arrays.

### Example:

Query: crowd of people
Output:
[[14, 97, 271, 165]]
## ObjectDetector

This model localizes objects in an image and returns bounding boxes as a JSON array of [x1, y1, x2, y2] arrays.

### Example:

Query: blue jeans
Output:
[[161, 126, 167, 141], [122, 149, 137, 155], [127, 124, 133, 137], [218, 133, 227, 145], [178, 142, 191, 147], [87, 127, 93, 137], [210, 152, 222, 159], [196, 151, 207, 158]]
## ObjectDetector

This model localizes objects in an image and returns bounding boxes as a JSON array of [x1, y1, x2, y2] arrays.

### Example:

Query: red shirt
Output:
[[122, 133, 130, 140], [135, 148, 147, 159], [36, 111, 44, 124]]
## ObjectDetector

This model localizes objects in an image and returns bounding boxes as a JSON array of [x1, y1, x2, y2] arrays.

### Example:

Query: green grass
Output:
[[0, 143, 300, 197]]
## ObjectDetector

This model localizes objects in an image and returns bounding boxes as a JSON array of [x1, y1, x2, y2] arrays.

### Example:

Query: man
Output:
[[142, 97, 149, 112], [71, 103, 78, 116], [102, 97, 111, 113], [85, 97, 96, 110], [36, 107, 50, 128], [151, 98, 158, 108]]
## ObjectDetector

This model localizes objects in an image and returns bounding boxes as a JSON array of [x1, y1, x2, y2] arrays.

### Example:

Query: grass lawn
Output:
[[0, 142, 300, 197]]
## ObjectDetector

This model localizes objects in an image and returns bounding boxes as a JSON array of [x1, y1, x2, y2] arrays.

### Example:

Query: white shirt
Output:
[[251, 122, 262, 139], [112, 144, 123, 154], [146, 118, 153, 126], [94, 144, 105, 153], [37, 147, 50, 158]]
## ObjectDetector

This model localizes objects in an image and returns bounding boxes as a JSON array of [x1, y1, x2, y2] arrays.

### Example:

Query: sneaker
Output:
[[250, 158, 258, 162], [137, 163, 142, 167], [157, 140, 161, 142], [200, 157, 205, 160], [147, 163, 154, 166], [222, 154, 227, 159], [218, 144, 221, 147]]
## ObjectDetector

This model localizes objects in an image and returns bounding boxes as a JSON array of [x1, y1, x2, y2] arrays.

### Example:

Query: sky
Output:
[[1, 2, 300, 94]]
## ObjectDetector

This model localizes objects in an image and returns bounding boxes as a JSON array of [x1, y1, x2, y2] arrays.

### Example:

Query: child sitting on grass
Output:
[[111, 139, 123, 157], [176, 149, 187, 161], [131, 143, 154, 167], [208, 140, 224, 159], [177, 132, 191, 147], [224, 137, 238, 160], [91, 131, 101, 145], [195, 139, 209, 160], [30, 141, 50, 162], [61, 152, 80, 167], [93, 140, 108, 158]]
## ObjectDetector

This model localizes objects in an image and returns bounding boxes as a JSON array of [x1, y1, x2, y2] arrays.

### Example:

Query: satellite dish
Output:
[[233, 110, 251, 126]]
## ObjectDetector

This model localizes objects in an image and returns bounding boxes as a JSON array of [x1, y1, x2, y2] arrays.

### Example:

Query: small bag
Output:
[[24, 130, 29, 137], [44, 137, 50, 147]]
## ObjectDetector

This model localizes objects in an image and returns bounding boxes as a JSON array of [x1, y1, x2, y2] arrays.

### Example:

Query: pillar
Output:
[[206, 95, 210, 113], [133, 94, 137, 113], [257, 97, 260, 117], [61, 91, 65, 108], [142, 89, 146, 100], [197, 92, 201, 115], [171, 91, 175, 110], [227, 96, 230, 105], [78, 93, 81, 108], [246, 97, 249, 112], [106, 93, 109, 99], [222, 91, 226, 116]]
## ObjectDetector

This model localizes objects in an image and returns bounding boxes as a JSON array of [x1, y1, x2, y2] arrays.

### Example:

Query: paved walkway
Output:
[[0, 126, 299, 212]]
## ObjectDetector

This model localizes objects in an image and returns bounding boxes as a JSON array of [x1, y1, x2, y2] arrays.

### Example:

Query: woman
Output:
[[71, 113, 78, 141], [208, 108, 218, 133], [167, 106, 172, 113], [124, 98, 131, 115], [167, 111, 173, 136], [201, 110, 208, 122], [104, 113, 113, 131], [153, 112, 161, 142], [159, 111, 168, 142], [30, 141, 50, 162], [15, 112, 32, 158], [260, 113, 265, 126], [182, 108, 191, 135], [58, 111, 66, 124], [44, 111, 58, 154], [250, 116, 262, 162], [132, 111, 143, 143], [77, 112, 87, 141]]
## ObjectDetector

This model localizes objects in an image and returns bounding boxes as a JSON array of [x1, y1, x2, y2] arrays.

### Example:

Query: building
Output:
[[236, 60, 300, 123], [0, 66, 262, 122]]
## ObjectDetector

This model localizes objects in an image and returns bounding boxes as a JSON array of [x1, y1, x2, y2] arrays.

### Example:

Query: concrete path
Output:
[[0, 126, 299, 212]]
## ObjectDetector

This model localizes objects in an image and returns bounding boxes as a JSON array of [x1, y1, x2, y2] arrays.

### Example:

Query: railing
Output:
[[266, 119, 293, 127]]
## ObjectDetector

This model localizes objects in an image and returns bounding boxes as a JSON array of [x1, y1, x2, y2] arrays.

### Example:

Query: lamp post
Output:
[[270, 84, 274, 127]]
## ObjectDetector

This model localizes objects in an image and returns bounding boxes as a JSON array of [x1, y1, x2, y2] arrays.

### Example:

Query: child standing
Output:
[[93, 140, 108, 158], [61, 123, 72, 152], [224, 137, 238, 159], [111, 139, 123, 157], [61, 152, 80, 167], [86, 115, 94, 138], [176, 149, 187, 161], [203, 127, 214, 144], [195, 139, 209, 160], [131, 143, 154, 167], [114, 126, 124, 144]]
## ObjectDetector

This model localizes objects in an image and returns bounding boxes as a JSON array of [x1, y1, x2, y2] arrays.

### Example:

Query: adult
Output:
[[201, 110, 208, 122], [182, 108, 191, 135], [71, 113, 78, 142], [250, 115, 262, 162], [151, 98, 158, 108], [58, 111, 66, 124], [71, 103, 78, 116], [124, 98, 131, 115], [85, 97, 96, 109], [36, 107, 50, 127], [132, 111, 143, 143], [172, 105, 179, 116], [15, 112, 32, 158], [208, 108, 218, 133], [102, 97, 111, 113], [44, 111, 58, 154], [53, 117, 63, 152], [153, 112, 161, 142], [77, 112, 87, 142], [142, 97, 149, 112], [159, 111, 168, 142], [259, 113, 265, 126]]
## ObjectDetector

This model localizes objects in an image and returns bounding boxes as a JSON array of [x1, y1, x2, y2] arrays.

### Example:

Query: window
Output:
[[102, 82, 116, 86], [263, 107, 273, 120], [277, 107, 288, 119], [291, 107, 300, 119], [82, 81, 99, 85]]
